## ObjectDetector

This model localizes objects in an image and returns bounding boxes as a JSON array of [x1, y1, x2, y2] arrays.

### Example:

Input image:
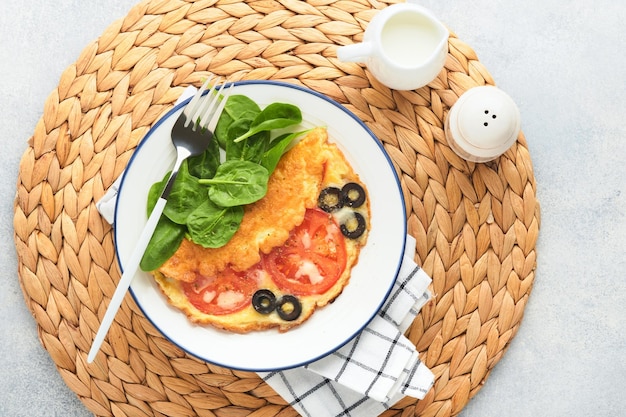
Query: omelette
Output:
[[152, 127, 370, 332]]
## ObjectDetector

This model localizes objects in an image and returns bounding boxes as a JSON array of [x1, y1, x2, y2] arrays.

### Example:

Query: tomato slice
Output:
[[264, 208, 347, 295], [182, 267, 260, 315]]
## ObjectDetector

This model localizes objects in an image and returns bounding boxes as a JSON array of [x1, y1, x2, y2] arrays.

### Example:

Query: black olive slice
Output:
[[252, 289, 276, 314], [318, 187, 343, 212], [340, 212, 366, 239], [341, 183, 366, 208], [276, 295, 302, 321]]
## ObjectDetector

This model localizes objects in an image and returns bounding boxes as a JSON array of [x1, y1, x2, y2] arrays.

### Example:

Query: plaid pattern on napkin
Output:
[[95, 86, 435, 416]]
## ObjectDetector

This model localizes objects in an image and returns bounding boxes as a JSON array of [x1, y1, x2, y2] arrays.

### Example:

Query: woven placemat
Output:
[[13, 0, 540, 416]]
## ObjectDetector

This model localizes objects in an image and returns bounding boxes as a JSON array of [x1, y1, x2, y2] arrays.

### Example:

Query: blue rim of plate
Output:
[[113, 79, 407, 371]]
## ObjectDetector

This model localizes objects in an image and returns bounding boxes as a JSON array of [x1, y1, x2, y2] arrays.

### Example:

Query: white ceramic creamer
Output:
[[337, 2, 448, 91]]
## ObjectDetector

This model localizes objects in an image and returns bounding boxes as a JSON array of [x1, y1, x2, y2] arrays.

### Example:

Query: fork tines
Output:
[[183, 76, 231, 131]]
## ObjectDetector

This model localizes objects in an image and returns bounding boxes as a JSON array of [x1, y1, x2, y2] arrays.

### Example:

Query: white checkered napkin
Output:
[[262, 347, 433, 417], [379, 248, 432, 334], [262, 369, 393, 417], [304, 315, 428, 402]]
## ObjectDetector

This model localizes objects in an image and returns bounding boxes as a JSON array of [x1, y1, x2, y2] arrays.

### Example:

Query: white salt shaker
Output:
[[445, 86, 521, 162]]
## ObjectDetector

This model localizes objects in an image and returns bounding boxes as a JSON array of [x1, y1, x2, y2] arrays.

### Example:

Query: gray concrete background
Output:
[[1, 0, 625, 416]]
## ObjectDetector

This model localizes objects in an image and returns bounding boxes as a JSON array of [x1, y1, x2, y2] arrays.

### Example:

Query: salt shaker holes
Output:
[[483, 110, 498, 126], [444, 85, 521, 163]]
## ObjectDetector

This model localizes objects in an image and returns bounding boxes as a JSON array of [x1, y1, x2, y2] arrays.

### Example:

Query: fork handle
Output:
[[87, 197, 167, 363]]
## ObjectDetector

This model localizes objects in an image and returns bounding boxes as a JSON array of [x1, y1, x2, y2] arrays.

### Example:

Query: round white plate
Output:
[[114, 80, 406, 371]]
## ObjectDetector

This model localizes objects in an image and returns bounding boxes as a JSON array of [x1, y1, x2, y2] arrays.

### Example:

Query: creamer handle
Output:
[[337, 42, 373, 63]]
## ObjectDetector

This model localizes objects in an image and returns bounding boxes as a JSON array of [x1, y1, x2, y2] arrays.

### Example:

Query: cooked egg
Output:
[[152, 127, 370, 333]]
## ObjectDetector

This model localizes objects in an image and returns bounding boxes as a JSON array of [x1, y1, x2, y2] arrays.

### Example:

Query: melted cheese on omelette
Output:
[[152, 127, 370, 332]]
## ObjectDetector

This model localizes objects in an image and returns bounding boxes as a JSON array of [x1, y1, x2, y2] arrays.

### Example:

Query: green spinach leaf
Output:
[[146, 172, 169, 216], [186, 137, 220, 179], [200, 160, 269, 207], [187, 199, 244, 248], [225, 118, 271, 164], [261, 130, 310, 174], [163, 162, 208, 224], [233, 103, 302, 143], [215, 95, 261, 148], [140, 216, 186, 271]]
